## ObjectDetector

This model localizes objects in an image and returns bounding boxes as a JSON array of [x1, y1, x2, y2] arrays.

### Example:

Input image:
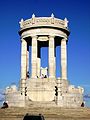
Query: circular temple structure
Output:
[[5, 14, 84, 108]]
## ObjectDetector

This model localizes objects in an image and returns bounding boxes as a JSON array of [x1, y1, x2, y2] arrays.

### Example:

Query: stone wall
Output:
[[5, 92, 25, 107]]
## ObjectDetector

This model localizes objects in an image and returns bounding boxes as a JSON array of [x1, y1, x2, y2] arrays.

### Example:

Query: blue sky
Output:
[[0, 0, 90, 105]]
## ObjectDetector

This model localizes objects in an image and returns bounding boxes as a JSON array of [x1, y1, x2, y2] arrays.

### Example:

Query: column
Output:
[[37, 57, 41, 77], [20, 39, 27, 95], [37, 42, 41, 78], [49, 35, 55, 78], [61, 38, 67, 80], [31, 36, 37, 78], [27, 44, 29, 73]]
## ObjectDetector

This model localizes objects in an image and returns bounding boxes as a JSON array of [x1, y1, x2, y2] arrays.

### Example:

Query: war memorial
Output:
[[5, 14, 84, 108]]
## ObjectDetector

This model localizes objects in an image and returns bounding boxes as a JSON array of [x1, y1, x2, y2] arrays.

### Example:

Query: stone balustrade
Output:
[[20, 17, 68, 30], [68, 85, 84, 94]]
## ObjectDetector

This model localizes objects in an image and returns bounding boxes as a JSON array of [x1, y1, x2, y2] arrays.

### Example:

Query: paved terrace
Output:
[[0, 107, 90, 120]]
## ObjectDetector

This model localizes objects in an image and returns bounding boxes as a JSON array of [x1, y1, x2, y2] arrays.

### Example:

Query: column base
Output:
[[31, 76, 37, 79], [49, 76, 55, 78]]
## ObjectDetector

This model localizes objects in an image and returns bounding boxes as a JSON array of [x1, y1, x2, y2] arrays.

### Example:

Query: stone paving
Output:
[[0, 107, 90, 120]]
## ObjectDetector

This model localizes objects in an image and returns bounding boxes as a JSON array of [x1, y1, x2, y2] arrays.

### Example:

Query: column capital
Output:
[[49, 35, 55, 40], [21, 38, 26, 42], [61, 37, 67, 41], [31, 35, 38, 39]]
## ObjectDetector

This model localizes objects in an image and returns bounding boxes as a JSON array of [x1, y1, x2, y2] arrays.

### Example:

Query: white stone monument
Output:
[[5, 14, 84, 107]]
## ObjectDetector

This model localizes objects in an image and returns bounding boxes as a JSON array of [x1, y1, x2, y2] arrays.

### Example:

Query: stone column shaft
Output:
[[21, 39, 27, 95], [61, 38, 67, 80], [37, 57, 41, 77], [31, 36, 37, 78], [49, 36, 55, 78], [27, 45, 29, 73]]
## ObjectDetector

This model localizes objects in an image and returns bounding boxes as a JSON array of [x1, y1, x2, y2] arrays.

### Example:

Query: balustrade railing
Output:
[[20, 17, 68, 30]]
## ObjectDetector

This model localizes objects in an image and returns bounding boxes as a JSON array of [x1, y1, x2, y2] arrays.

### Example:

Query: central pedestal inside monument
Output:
[[26, 78, 56, 102]]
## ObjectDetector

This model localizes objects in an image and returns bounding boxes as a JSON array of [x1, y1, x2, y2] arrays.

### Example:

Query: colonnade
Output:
[[20, 36, 67, 94]]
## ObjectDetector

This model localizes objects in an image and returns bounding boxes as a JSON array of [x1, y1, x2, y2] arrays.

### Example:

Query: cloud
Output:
[[0, 94, 4, 102], [84, 94, 90, 98], [0, 88, 5, 94], [0, 89, 5, 102]]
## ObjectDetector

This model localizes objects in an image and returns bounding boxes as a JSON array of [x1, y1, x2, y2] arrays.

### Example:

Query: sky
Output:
[[0, 0, 90, 106]]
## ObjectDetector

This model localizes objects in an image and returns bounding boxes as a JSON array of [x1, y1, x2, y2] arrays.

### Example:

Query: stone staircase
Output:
[[0, 107, 90, 120], [26, 100, 56, 108]]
